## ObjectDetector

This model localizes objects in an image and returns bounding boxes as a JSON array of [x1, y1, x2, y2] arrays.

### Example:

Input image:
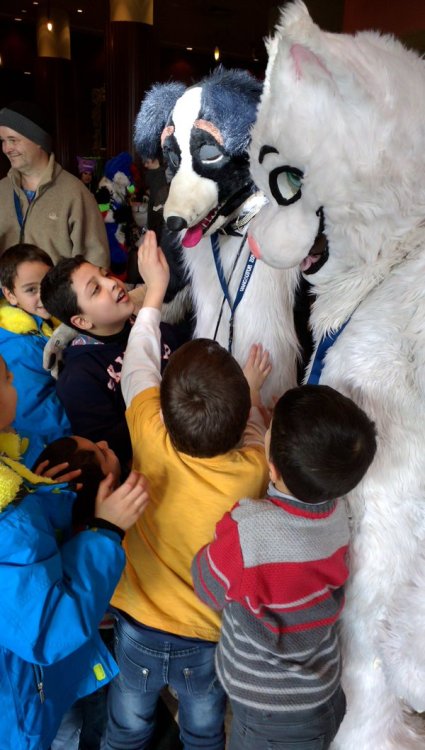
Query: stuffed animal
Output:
[[247, 2, 425, 748], [134, 67, 301, 404], [96, 151, 140, 277]]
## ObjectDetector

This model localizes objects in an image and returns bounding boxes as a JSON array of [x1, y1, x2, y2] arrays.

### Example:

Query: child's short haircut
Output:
[[33, 437, 104, 525], [160, 338, 251, 458], [0, 244, 53, 291], [270, 384, 377, 504], [40, 255, 87, 324]]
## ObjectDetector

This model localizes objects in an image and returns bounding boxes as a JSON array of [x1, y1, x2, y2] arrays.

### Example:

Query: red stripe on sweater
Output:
[[268, 495, 336, 519], [247, 601, 346, 635], [240, 549, 349, 613]]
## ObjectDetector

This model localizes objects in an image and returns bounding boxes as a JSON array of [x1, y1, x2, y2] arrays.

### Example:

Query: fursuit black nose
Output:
[[167, 216, 188, 232]]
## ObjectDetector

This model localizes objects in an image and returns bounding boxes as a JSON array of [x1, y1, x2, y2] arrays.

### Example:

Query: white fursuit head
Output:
[[248, 2, 425, 748]]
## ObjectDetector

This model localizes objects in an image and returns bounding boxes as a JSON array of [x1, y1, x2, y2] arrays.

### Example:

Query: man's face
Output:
[[70, 262, 135, 335], [3, 260, 52, 319], [0, 126, 44, 174]]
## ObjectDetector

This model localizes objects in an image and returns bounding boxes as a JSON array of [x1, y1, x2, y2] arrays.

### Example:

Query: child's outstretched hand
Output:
[[243, 344, 272, 408], [137, 230, 170, 310], [95, 470, 149, 532]]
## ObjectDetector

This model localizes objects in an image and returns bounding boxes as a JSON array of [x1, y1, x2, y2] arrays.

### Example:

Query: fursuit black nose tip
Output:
[[167, 216, 188, 232]]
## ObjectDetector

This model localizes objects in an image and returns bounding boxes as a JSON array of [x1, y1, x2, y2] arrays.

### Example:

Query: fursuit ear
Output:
[[134, 82, 187, 160], [268, 1, 335, 91]]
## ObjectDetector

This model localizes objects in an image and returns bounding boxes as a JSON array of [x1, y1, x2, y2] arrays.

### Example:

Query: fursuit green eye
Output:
[[269, 166, 303, 206]]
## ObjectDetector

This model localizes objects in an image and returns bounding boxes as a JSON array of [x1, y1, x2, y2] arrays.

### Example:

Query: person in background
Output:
[[0, 100, 110, 266], [77, 156, 98, 194], [0, 243, 71, 468], [192, 384, 377, 750]]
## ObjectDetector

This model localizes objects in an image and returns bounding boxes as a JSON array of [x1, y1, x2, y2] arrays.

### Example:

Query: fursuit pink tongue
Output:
[[182, 222, 204, 248]]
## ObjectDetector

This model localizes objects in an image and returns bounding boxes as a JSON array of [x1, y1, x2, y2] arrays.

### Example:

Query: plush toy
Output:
[[96, 151, 140, 277], [134, 67, 301, 404], [247, 2, 425, 748]]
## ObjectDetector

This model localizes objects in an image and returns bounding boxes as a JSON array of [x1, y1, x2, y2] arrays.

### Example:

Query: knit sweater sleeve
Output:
[[192, 506, 244, 612]]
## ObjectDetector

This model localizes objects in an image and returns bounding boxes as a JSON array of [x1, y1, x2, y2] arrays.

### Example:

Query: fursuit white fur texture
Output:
[[161, 85, 300, 405], [248, 2, 425, 748]]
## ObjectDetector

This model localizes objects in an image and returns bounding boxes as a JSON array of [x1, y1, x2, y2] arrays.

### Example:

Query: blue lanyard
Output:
[[307, 318, 350, 385], [13, 191, 32, 242], [13, 191, 24, 227], [211, 231, 256, 353]]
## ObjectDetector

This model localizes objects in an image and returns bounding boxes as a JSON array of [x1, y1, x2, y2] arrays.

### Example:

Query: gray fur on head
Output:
[[134, 68, 262, 161], [134, 81, 186, 160]]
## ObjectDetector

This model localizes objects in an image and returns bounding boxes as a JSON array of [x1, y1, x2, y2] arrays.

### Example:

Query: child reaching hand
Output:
[[105, 231, 272, 750], [0, 354, 149, 750]]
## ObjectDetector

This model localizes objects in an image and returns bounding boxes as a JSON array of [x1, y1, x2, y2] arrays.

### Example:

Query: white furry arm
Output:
[[121, 307, 161, 407], [242, 406, 268, 448]]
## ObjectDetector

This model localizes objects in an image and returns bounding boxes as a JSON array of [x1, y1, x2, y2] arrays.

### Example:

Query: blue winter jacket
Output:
[[0, 300, 71, 468], [0, 446, 125, 750]]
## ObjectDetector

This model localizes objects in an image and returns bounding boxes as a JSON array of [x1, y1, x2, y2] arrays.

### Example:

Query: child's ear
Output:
[[2, 286, 18, 306], [268, 459, 281, 485], [70, 314, 93, 331]]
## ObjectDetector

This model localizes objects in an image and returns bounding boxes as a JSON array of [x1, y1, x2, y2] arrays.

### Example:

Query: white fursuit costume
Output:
[[247, 2, 425, 748]]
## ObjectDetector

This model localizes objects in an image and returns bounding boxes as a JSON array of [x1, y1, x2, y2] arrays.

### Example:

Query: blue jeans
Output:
[[228, 685, 346, 750], [104, 614, 226, 750]]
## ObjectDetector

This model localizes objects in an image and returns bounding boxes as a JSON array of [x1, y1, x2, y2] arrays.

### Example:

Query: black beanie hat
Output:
[[0, 101, 52, 153]]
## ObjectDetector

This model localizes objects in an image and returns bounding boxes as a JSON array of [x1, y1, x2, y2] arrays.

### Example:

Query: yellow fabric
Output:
[[112, 387, 268, 641], [0, 431, 52, 512], [0, 298, 61, 337]]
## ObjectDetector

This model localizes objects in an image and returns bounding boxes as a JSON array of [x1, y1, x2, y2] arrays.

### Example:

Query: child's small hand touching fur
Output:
[[243, 344, 272, 409]]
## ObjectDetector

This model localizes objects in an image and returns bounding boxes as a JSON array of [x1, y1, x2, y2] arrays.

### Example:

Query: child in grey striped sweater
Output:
[[192, 384, 377, 750]]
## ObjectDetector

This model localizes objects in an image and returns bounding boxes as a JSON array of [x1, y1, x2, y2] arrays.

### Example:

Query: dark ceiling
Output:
[[0, 1, 346, 62]]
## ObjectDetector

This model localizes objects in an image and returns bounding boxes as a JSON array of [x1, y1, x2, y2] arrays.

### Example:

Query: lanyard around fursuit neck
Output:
[[210, 230, 255, 354], [210, 192, 267, 353]]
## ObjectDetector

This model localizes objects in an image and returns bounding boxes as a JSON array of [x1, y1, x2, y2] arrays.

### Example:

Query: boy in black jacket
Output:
[[41, 256, 184, 474]]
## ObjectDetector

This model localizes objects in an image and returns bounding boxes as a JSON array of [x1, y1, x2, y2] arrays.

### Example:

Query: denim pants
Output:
[[104, 614, 226, 750], [228, 685, 346, 750]]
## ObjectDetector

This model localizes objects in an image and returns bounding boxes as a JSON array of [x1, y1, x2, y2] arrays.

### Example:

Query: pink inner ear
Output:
[[290, 43, 331, 80]]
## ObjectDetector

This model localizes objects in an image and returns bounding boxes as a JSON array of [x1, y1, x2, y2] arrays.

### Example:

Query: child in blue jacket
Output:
[[0, 353, 149, 750], [0, 243, 72, 467]]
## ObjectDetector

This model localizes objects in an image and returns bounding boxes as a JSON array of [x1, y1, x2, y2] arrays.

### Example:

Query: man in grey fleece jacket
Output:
[[0, 100, 109, 267]]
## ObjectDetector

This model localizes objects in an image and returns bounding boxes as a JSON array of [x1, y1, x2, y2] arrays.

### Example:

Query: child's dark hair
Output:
[[40, 255, 87, 324], [33, 437, 104, 525], [270, 384, 377, 503], [160, 338, 251, 458], [0, 244, 53, 291]]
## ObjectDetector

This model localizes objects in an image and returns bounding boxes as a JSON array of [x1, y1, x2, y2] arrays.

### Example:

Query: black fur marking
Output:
[[259, 145, 278, 164]]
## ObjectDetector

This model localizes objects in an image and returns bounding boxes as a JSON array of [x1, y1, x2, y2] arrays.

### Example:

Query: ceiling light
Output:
[[33, 1, 39, 4], [47, 21, 53, 31], [214, 46, 220, 62], [24, 71, 32, 75], [77, 8, 83, 12], [15, 17, 23, 21], [186, 47, 193, 51]]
